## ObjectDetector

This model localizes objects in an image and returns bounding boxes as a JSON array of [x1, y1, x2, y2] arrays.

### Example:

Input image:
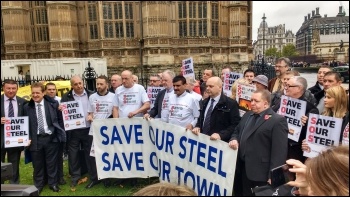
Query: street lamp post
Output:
[[262, 13, 266, 66]]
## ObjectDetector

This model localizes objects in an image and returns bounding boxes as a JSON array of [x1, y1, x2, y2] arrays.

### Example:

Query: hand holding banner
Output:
[[4, 117, 29, 147], [61, 100, 86, 130]]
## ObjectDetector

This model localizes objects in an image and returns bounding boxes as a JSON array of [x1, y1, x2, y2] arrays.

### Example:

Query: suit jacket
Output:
[[230, 108, 288, 182], [1, 95, 27, 149], [148, 89, 166, 118], [23, 95, 66, 151], [196, 94, 241, 142]]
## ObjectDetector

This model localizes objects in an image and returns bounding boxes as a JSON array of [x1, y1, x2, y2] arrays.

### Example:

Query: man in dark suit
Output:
[[144, 70, 175, 120], [1, 79, 27, 184], [61, 75, 94, 189], [192, 76, 241, 142], [23, 82, 66, 193], [229, 89, 288, 196]]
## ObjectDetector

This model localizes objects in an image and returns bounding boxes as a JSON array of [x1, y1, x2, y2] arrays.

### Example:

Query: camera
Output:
[[270, 164, 295, 188]]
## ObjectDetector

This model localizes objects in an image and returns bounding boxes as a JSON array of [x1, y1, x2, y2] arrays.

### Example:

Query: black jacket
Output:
[[308, 82, 322, 95], [23, 95, 66, 151], [61, 88, 94, 102], [196, 94, 241, 142]]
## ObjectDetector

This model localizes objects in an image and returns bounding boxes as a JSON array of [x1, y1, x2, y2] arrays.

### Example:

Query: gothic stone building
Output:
[[1, 1, 253, 76]]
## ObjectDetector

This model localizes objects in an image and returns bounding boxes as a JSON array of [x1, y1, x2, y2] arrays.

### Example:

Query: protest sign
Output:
[[278, 95, 306, 142], [4, 117, 29, 148], [181, 57, 195, 80], [61, 100, 86, 131], [92, 118, 237, 196], [223, 72, 243, 97], [342, 123, 349, 145], [304, 113, 342, 158], [147, 86, 164, 109], [236, 83, 256, 117]]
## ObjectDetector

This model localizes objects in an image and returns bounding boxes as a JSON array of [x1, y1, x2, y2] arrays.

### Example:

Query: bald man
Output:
[[192, 77, 241, 142], [113, 70, 150, 118], [61, 75, 95, 189]]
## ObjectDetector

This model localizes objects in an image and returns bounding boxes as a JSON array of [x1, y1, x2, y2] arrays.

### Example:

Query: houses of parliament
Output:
[[1, 1, 253, 74]]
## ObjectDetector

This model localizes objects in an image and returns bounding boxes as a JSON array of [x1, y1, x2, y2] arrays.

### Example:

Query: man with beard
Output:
[[268, 57, 291, 93], [86, 75, 115, 188]]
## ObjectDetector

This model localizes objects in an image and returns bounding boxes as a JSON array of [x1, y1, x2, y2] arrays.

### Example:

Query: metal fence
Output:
[[250, 64, 276, 80]]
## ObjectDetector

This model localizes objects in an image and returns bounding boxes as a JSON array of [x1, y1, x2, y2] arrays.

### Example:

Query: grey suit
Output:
[[1, 94, 27, 184]]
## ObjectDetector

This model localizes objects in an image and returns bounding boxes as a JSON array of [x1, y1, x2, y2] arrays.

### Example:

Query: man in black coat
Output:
[[192, 77, 241, 142], [61, 75, 94, 189], [144, 70, 175, 120], [271, 76, 318, 163], [1, 79, 27, 184], [24, 82, 66, 193], [308, 66, 332, 94], [229, 89, 288, 196]]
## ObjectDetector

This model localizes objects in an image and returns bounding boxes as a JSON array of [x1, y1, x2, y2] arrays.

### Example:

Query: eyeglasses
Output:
[[284, 84, 299, 89]]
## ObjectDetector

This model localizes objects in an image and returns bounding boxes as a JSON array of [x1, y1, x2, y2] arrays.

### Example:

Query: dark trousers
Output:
[[1, 147, 22, 184], [239, 159, 267, 196], [68, 128, 91, 183], [31, 135, 59, 189], [57, 142, 64, 180], [88, 135, 98, 182], [288, 144, 306, 163]]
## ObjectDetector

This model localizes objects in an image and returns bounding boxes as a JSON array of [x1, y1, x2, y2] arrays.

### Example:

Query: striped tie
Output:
[[202, 99, 215, 135], [8, 99, 14, 117], [37, 103, 45, 134]]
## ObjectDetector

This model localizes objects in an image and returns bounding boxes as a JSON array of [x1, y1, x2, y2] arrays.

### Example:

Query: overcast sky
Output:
[[252, 1, 349, 41]]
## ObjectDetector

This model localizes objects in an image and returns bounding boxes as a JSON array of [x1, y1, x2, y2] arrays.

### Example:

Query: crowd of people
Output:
[[1, 57, 349, 196]]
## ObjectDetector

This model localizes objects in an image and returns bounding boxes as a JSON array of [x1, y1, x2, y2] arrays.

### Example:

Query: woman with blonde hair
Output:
[[230, 78, 249, 100], [133, 182, 197, 196], [287, 145, 349, 196], [302, 86, 349, 150]]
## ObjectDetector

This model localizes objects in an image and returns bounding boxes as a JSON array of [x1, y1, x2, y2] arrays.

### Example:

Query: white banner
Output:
[[304, 113, 342, 158], [61, 100, 86, 131], [4, 117, 30, 148], [181, 57, 195, 80], [147, 86, 164, 109], [223, 72, 243, 97], [92, 118, 237, 196], [236, 83, 256, 117], [278, 95, 306, 142]]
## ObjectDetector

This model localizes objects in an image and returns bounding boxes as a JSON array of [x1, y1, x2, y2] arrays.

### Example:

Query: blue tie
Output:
[[202, 99, 215, 134], [8, 99, 14, 117]]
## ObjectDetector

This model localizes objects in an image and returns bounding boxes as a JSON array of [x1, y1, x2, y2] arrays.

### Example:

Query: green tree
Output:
[[282, 44, 298, 57], [265, 47, 279, 57]]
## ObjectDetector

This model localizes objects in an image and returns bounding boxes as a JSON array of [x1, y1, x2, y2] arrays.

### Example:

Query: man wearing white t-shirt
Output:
[[113, 70, 150, 118], [86, 75, 115, 189], [165, 76, 200, 130]]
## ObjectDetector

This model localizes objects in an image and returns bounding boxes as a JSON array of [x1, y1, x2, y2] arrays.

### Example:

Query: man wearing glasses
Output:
[[149, 75, 162, 87], [270, 76, 318, 163], [268, 57, 291, 93]]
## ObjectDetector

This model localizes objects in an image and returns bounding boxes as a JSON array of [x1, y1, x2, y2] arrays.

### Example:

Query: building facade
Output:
[[253, 14, 296, 62], [295, 6, 349, 62], [1, 1, 253, 76]]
